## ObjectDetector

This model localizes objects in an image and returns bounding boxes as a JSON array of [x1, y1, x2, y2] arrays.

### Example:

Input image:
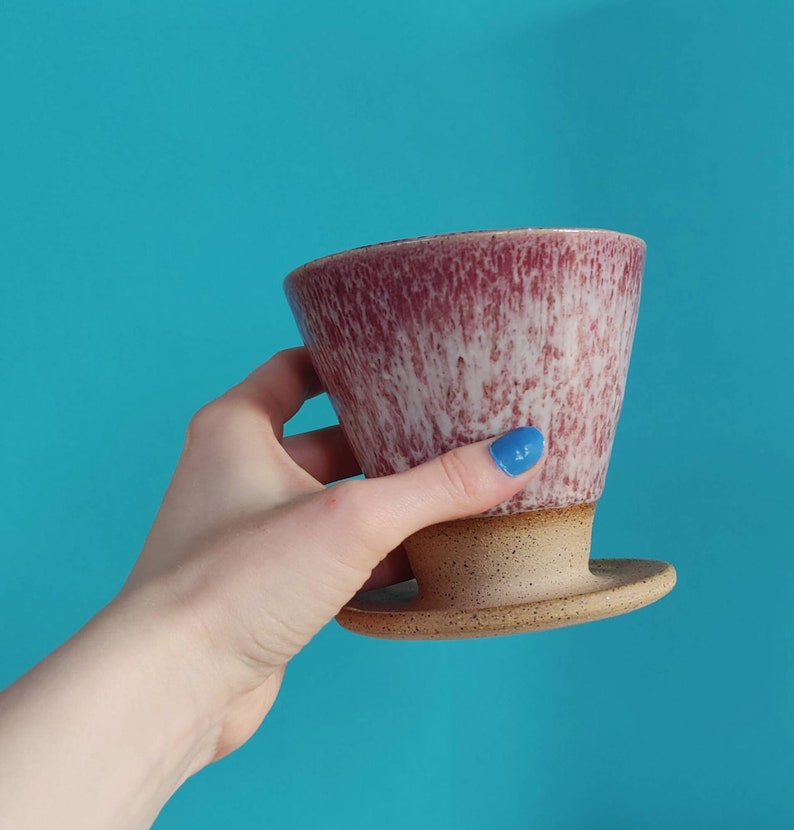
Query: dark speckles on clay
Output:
[[335, 502, 676, 639]]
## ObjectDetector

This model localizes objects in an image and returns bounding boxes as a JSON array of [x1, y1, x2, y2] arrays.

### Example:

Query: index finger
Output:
[[227, 347, 323, 434]]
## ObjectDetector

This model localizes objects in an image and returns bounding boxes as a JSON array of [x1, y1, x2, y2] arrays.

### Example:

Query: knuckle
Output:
[[317, 480, 385, 552], [319, 479, 368, 519], [185, 397, 237, 444], [437, 450, 482, 506]]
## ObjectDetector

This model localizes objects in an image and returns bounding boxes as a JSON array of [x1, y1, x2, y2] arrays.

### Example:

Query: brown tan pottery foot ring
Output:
[[336, 505, 676, 640], [337, 559, 676, 640]]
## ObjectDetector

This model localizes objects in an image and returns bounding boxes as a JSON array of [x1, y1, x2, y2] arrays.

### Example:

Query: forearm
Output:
[[0, 587, 221, 830]]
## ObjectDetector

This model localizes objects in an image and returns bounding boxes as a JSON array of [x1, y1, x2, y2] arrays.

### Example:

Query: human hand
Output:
[[0, 347, 546, 829], [123, 347, 546, 766]]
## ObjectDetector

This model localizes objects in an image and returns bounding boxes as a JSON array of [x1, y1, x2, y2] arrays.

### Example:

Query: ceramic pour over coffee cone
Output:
[[284, 228, 675, 640]]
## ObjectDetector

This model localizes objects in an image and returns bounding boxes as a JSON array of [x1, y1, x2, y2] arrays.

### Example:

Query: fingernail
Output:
[[489, 426, 545, 477]]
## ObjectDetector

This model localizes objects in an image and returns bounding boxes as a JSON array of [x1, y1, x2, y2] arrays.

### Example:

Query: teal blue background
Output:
[[2, 0, 793, 826]]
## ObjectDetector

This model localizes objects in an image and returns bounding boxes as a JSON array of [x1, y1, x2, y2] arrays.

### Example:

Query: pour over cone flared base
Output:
[[336, 558, 676, 640]]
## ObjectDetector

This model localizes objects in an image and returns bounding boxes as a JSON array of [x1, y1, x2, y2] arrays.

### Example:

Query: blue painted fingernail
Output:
[[489, 426, 545, 477]]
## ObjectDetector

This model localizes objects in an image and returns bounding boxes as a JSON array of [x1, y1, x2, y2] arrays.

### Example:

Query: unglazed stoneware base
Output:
[[336, 505, 676, 640]]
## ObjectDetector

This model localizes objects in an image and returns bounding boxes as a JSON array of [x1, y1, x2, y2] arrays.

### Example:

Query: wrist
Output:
[[0, 580, 230, 829], [105, 579, 231, 779]]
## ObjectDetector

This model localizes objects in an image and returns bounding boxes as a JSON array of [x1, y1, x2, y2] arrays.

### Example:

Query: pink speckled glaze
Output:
[[284, 228, 644, 514]]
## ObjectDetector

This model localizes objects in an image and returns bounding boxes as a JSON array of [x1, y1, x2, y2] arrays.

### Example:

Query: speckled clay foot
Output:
[[336, 505, 676, 640]]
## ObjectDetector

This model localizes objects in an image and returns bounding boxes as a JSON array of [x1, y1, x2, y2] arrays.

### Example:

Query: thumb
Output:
[[312, 426, 546, 572], [250, 426, 546, 658], [365, 425, 546, 545]]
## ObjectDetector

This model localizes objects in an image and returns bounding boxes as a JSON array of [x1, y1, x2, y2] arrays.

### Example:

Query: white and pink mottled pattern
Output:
[[285, 229, 644, 514]]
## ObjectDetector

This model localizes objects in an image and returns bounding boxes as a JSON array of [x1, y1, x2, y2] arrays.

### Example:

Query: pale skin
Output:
[[0, 348, 545, 829]]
